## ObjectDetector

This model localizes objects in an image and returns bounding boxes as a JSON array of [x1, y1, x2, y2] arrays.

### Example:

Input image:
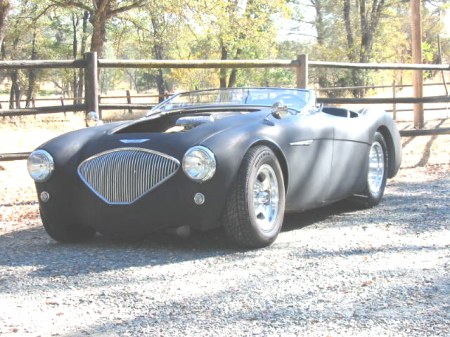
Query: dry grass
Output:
[[0, 115, 449, 236]]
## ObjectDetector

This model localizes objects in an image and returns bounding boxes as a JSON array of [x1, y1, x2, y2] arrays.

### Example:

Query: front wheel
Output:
[[363, 132, 388, 207], [222, 146, 285, 248]]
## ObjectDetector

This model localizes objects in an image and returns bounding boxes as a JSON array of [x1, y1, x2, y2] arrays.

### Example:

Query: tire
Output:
[[222, 146, 285, 248], [40, 209, 96, 243], [363, 132, 388, 207]]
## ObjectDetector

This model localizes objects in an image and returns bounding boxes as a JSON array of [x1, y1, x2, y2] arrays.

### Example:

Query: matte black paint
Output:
[[33, 104, 402, 236]]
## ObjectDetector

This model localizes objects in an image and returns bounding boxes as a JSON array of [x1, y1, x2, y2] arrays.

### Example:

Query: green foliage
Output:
[[0, 0, 449, 97]]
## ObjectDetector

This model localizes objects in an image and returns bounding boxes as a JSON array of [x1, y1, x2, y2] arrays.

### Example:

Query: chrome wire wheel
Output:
[[367, 141, 385, 195], [252, 164, 280, 232]]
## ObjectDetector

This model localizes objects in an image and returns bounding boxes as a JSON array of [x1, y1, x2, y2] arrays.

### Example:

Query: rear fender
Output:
[[359, 107, 402, 178]]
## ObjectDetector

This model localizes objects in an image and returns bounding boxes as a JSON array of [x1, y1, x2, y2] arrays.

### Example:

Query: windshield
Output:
[[147, 87, 315, 116]]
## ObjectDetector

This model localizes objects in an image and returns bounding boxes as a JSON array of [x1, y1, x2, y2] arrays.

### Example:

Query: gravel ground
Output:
[[0, 118, 449, 336]]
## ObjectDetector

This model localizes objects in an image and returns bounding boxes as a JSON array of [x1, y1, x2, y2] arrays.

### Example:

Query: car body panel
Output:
[[29, 88, 402, 239]]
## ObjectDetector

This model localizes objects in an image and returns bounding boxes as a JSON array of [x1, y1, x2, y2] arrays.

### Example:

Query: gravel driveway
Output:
[[0, 164, 449, 337], [1, 119, 449, 336]]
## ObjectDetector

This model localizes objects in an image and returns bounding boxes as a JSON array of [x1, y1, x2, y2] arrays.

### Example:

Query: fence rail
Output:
[[1, 53, 449, 118], [1, 53, 449, 161], [0, 104, 87, 117], [308, 60, 450, 71]]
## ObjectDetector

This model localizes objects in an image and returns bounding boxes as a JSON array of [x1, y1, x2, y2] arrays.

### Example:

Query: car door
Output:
[[280, 112, 335, 212], [324, 113, 371, 202]]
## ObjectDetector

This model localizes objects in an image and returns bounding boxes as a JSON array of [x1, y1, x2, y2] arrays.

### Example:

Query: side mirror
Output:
[[270, 101, 289, 119], [86, 111, 103, 127]]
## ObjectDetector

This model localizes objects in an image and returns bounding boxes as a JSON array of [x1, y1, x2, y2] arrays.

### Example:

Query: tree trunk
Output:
[[150, 15, 167, 102], [25, 32, 37, 108], [227, 48, 243, 87], [311, 0, 328, 89], [72, 13, 79, 104], [156, 69, 165, 102], [89, 0, 111, 58], [0, 0, 10, 49], [153, 42, 166, 102], [343, 0, 355, 62], [343, 0, 386, 98], [219, 44, 228, 88], [77, 11, 89, 104], [53, 0, 144, 58], [9, 70, 20, 109]]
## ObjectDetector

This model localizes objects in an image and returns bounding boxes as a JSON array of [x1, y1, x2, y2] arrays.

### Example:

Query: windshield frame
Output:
[[146, 87, 316, 116]]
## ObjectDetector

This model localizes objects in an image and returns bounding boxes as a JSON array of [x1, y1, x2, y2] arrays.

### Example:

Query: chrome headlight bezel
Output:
[[27, 149, 54, 183], [182, 146, 216, 182]]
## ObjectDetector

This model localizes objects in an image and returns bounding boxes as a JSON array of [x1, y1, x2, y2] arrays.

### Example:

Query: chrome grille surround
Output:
[[78, 148, 180, 204]]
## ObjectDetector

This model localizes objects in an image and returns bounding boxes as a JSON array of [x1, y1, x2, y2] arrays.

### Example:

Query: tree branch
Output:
[[50, 0, 93, 13], [109, 1, 146, 17]]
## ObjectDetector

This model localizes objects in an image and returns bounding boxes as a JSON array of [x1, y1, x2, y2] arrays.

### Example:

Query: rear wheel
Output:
[[40, 209, 96, 243], [222, 146, 285, 248], [363, 132, 388, 207]]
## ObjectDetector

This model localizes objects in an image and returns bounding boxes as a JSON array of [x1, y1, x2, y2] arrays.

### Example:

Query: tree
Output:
[[0, 0, 10, 49], [285, 0, 450, 96], [109, 1, 189, 96], [342, 0, 387, 96], [51, 0, 146, 57], [190, 0, 288, 88]]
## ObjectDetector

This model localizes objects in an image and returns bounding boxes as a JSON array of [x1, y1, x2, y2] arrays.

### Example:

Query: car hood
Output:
[[39, 108, 269, 163]]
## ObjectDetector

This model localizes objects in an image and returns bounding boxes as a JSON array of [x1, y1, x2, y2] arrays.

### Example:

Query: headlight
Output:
[[182, 146, 216, 182], [27, 150, 54, 182]]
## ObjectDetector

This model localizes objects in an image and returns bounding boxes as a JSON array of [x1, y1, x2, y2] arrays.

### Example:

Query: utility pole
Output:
[[411, 0, 424, 129]]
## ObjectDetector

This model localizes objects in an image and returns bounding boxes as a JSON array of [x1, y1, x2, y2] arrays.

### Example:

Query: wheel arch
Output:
[[376, 125, 397, 178], [249, 140, 289, 191]]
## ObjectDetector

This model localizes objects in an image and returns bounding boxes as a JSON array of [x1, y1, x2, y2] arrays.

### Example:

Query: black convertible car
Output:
[[27, 87, 402, 248]]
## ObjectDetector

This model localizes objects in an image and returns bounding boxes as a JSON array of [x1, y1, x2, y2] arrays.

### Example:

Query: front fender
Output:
[[200, 117, 289, 207]]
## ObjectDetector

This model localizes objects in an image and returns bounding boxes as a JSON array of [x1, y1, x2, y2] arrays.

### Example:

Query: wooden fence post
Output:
[[84, 52, 99, 118], [126, 90, 132, 114], [296, 54, 308, 89], [411, 0, 424, 129], [98, 94, 102, 119]]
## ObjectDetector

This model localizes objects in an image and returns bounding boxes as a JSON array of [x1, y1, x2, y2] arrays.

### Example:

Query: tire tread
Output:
[[223, 146, 285, 248]]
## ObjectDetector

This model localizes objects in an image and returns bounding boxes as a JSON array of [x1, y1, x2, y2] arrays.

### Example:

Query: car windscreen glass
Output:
[[147, 88, 312, 116]]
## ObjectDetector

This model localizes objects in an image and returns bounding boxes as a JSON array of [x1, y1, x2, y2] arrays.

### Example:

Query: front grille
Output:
[[78, 148, 180, 204]]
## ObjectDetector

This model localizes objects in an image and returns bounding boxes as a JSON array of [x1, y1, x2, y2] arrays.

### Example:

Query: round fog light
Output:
[[194, 193, 205, 205], [40, 191, 50, 202]]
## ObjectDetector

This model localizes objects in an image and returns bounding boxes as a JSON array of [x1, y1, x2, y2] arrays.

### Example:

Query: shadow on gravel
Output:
[[382, 177, 450, 235], [0, 200, 385, 283], [0, 175, 448, 280], [0, 226, 239, 279], [0, 199, 367, 280], [282, 198, 368, 232]]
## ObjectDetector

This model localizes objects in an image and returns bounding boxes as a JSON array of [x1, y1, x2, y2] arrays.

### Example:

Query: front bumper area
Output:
[[36, 170, 228, 237]]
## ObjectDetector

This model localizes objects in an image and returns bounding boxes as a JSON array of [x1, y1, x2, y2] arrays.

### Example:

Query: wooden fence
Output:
[[4, 81, 448, 118], [1, 52, 450, 161]]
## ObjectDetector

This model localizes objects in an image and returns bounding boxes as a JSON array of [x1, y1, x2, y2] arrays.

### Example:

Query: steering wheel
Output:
[[273, 94, 306, 106]]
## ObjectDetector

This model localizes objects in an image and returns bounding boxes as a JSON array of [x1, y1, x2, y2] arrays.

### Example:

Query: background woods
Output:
[[0, 0, 449, 105]]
